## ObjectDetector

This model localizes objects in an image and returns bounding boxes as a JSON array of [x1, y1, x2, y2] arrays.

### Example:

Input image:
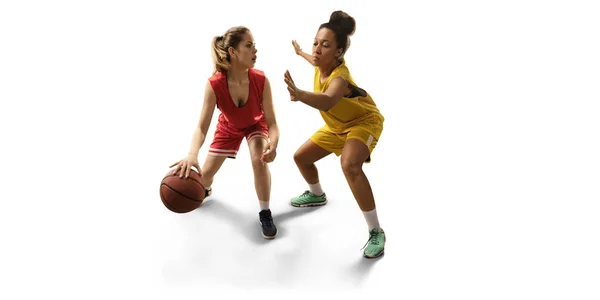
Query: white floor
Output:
[[4, 140, 599, 299]]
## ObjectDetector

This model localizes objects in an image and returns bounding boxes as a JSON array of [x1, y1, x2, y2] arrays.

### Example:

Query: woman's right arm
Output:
[[170, 80, 217, 178], [188, 80, 217, 156]]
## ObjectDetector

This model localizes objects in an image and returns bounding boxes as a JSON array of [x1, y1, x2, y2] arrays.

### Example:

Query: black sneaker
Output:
[[259, 209, 277, 239], [204, 187, 212, 198]]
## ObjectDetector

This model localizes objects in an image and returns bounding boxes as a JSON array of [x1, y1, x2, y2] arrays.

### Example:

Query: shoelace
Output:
[[301, 190, 311, 198], [361, 230, 379, 250], [260, 213, 274, 228]]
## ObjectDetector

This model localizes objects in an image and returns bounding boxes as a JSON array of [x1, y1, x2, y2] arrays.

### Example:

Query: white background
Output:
[[1, 0, 599, 299]]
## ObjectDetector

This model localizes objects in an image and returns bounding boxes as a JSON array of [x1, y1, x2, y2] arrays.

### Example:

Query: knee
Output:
[[293, 150, 306, 166], [251, 154, 266, 171], [341, 157, 362, 178]]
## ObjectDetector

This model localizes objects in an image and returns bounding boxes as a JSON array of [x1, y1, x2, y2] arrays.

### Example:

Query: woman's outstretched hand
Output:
[[284, 70, 300, 102]]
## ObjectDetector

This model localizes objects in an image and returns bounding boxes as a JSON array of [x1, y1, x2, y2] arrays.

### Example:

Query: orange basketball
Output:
[[159, 170, 205, 213]]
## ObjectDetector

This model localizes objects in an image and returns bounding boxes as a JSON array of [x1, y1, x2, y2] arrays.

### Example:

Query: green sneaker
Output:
[[362, 228, 385, 258], [290, 190, 327, 207]]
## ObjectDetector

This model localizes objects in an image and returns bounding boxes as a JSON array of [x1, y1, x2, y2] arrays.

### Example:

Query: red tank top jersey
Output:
[[208, 69, 266, 129]]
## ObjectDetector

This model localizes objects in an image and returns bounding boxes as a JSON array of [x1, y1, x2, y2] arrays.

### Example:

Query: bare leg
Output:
[[200, 155, 227, 188], [293, 139, 331, 184], [248, 137, 278, 238], [340, 138, 376, 212], [248, 137, 271, 203], [341, 138, 385, 258]]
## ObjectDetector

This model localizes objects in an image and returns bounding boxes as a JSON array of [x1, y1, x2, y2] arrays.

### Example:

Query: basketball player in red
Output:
[[170, 26, 279, 239]]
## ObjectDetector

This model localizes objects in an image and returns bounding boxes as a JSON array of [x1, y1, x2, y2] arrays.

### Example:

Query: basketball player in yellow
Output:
[[284, 10, 385, 258]]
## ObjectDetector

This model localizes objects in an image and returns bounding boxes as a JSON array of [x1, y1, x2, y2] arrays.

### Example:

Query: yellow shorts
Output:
[[310, 116, 383, 163]]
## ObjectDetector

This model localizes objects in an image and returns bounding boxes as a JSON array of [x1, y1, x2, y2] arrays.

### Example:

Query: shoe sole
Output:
[[363, 249, 384, 259], [290, 199, 328, 207]]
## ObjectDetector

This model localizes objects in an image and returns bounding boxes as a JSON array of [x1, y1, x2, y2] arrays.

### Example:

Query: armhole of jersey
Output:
[[331, 67, 366, 98], [208, 74, 224, 109], [347, 84, 368, 98], [329, 74, 349, 93], [251, 69, 266, 100]]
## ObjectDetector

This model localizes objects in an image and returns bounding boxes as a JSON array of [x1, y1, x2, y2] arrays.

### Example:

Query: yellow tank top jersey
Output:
[[313, 60, 384, 135]]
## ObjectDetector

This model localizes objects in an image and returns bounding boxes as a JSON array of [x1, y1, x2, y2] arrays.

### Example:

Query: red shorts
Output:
[[208, 118, 269, 159]]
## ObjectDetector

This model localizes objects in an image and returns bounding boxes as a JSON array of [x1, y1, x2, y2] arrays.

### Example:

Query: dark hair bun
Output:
[[329, 10, 356, 36]]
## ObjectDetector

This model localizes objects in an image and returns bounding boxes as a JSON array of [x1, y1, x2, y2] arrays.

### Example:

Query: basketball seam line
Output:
[[161, 183, 203, 202], [160, 189, 187, 213]]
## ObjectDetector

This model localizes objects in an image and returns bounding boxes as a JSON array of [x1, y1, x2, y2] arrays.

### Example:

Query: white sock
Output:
[[362, 208, 381, 231], [259, 200, 270, 211], [308, 183, 324, 196]]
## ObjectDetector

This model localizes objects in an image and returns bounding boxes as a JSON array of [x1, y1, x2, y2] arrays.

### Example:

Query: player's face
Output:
[[312, 28, 343, 66], [232, 31, 257, 69]]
